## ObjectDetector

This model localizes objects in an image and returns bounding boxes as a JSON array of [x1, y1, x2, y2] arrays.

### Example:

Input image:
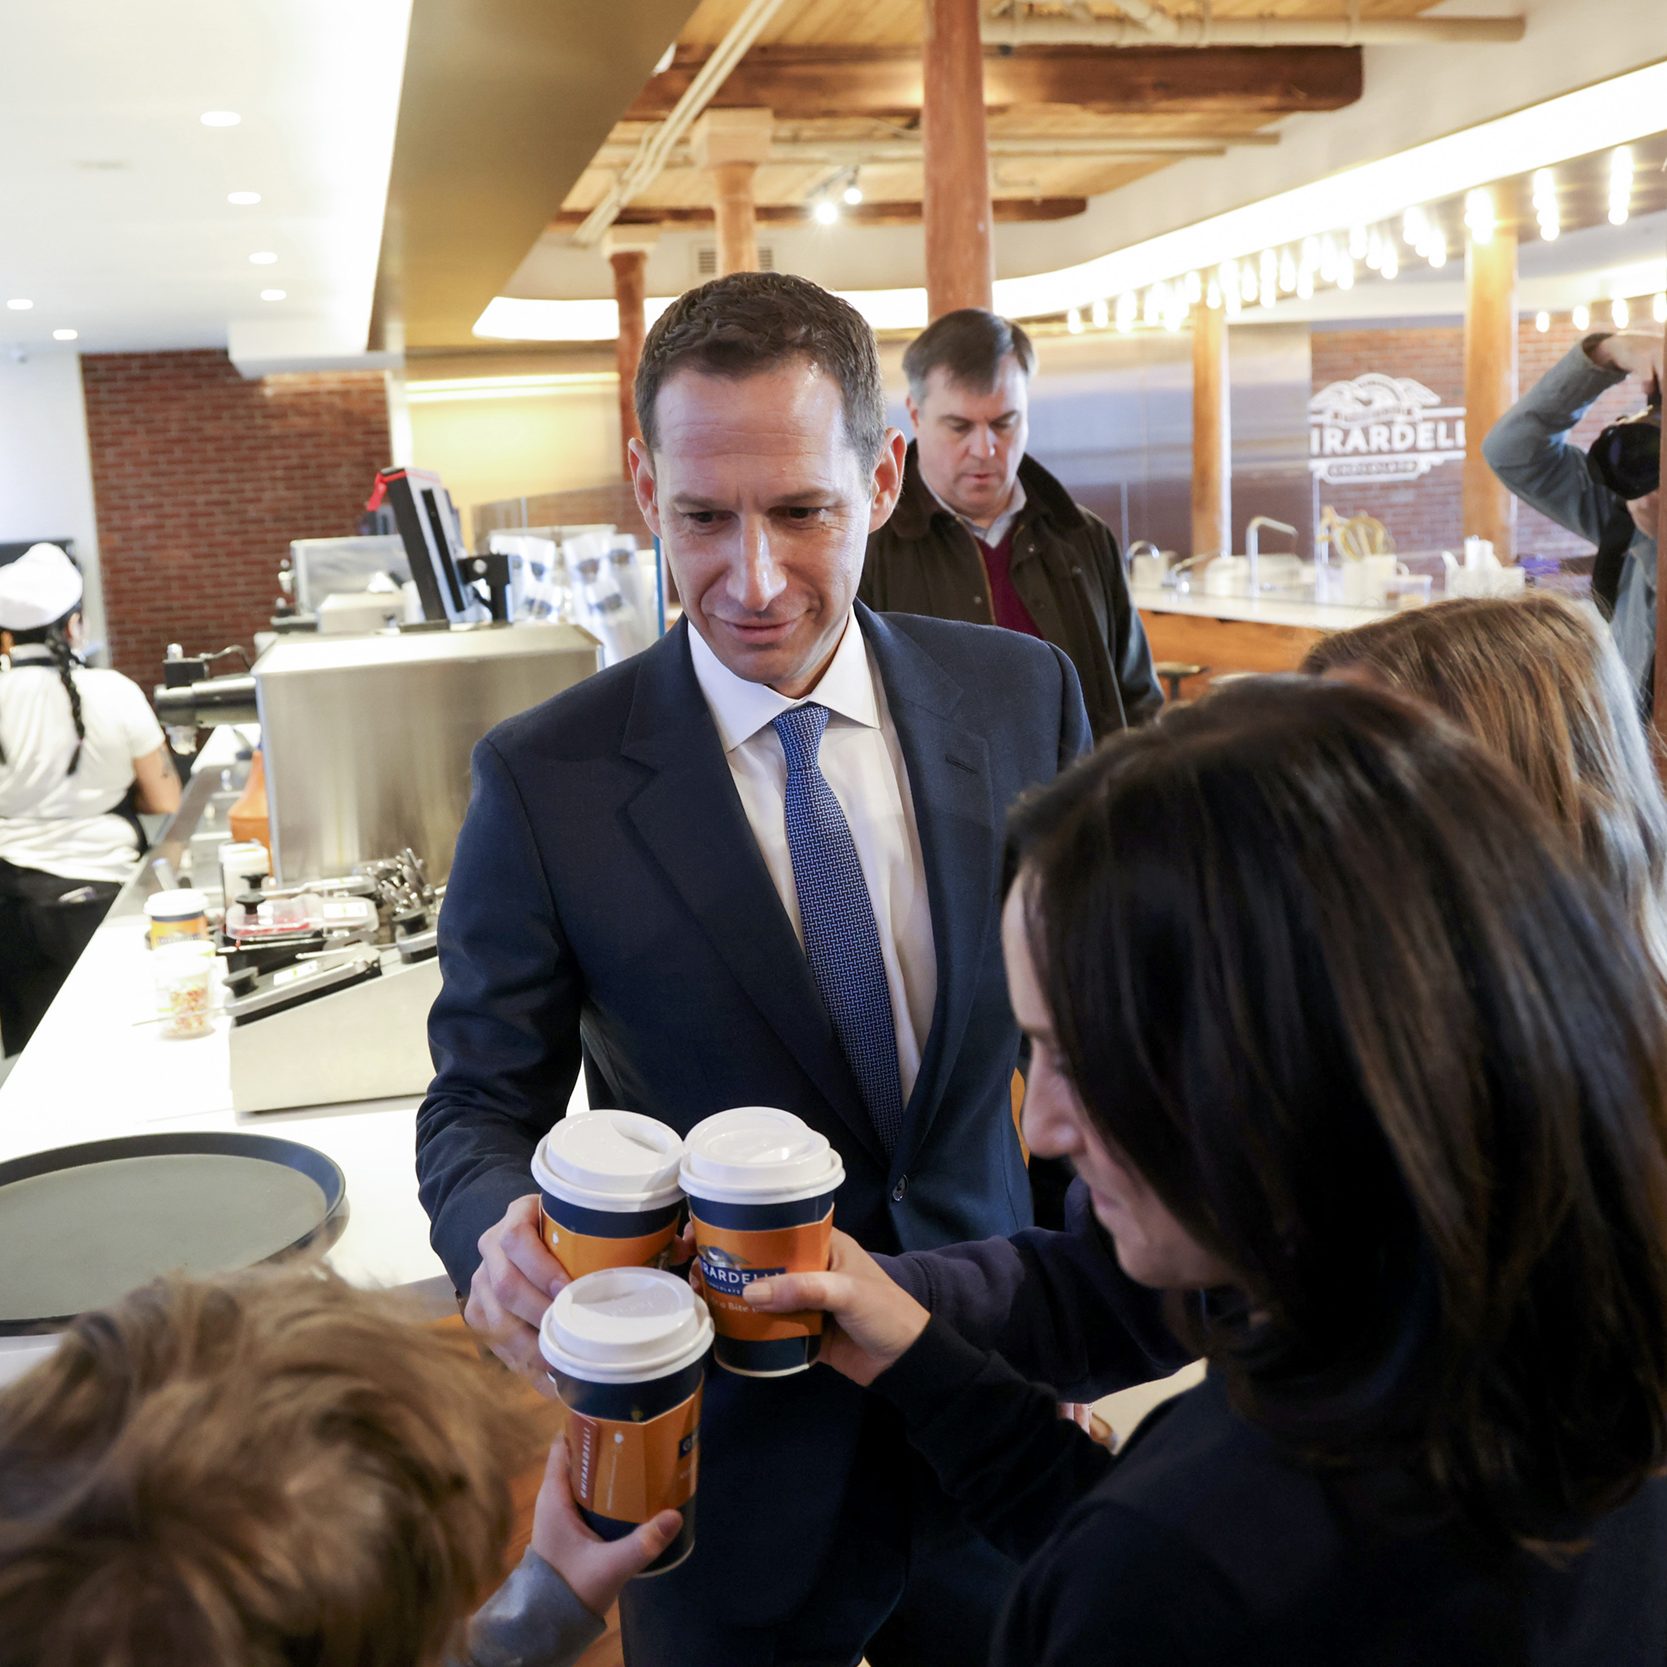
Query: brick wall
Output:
[[1310, 323, 1639, 560], [80, 351, 391, 687]]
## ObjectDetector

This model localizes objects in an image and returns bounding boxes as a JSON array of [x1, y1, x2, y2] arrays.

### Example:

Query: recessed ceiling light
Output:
[[200, 111, 241, 127], [5, 299, 33, 311], [52, 328, 78, 341], [249, 251, 278, 265], [260, 289, 287, 302], [227, 191, 261, 206]]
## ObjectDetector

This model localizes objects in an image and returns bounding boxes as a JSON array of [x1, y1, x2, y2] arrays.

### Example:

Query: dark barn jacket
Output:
[[862, 443, 1163, 738]]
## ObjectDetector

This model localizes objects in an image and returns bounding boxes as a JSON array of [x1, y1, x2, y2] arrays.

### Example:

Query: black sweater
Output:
[[875, 1320, 1667, 1666]]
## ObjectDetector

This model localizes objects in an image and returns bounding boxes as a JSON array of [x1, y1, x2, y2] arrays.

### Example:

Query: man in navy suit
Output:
[[417, 274, 1168, 1665]]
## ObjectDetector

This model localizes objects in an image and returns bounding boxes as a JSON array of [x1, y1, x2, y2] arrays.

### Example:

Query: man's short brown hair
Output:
[[902, 308, 1036, 402], [0, 1268, 541, 1667], [634, 271, 888, 465]]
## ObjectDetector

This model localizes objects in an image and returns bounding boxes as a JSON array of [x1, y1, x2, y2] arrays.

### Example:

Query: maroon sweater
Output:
[[977, 527, 1043, 638]]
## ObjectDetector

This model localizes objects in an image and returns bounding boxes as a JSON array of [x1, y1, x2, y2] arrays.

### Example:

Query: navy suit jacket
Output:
[[417, 602, 1091, 1625]]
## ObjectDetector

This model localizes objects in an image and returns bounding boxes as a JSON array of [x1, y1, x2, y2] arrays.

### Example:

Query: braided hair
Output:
[[0, 610, 86, 776]]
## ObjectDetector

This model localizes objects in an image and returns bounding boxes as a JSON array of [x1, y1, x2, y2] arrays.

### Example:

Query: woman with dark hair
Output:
[[0, 544, 179, 1054], [748, 677, 1667, 1664]]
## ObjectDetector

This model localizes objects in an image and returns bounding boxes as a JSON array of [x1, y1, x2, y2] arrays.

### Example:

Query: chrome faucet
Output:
[[1164, 551, 1219, 591], [1245, 517, 1298, 594]]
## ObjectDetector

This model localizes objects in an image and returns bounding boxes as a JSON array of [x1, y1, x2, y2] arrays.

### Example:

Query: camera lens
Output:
[[1591, 410, 1662, 501]]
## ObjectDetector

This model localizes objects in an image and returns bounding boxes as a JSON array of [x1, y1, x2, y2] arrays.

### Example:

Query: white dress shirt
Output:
[[929, 476, 1028, 547], [687, 614, 938, 1107]]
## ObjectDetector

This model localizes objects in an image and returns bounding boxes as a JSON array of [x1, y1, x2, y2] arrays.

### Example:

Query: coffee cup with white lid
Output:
[[679, 1107, 845, 1377], [540, 1266, 714, 1575], [532, 1111, 685, 1279], [144, 888, 209, 949]]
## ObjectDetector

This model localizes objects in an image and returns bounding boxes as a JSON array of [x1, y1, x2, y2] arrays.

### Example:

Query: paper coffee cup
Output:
[[532, 1111, 685, 1280], [540, 1267, 714, 1575], [679, 1107, 845, 1378]]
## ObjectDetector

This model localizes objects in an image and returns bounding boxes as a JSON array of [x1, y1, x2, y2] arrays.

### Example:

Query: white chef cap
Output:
[[0, 544, 83, 632]]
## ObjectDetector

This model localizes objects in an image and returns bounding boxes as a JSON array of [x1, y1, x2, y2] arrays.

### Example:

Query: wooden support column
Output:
[[603, 228, 657, 478], [1462, 224, 1518, 560], [690, 109, 773, 275], [922, 0, 994, 318], [1191, 302, 1231, 556], [712, 163, 759, 275]]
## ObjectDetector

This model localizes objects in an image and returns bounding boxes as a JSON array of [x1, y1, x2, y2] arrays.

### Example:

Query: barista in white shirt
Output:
[[0, 544, 180, 1055]]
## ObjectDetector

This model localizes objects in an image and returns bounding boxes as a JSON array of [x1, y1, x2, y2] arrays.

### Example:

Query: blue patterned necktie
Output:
[[771, 703, 904, 1153]]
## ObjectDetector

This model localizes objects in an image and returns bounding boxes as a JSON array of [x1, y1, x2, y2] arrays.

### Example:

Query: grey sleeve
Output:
[[1480, 339, 1628, 545], [448, 1548, 606, 1667]]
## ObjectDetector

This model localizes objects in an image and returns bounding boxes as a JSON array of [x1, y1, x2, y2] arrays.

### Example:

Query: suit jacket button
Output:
[[891, 1176, 908, 1202]]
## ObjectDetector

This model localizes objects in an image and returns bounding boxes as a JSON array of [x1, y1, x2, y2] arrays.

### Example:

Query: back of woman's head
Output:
[[1009, 677, 1667, 1547], [0, 542, 88, 776], [1301, 594, 1667, 977], [0, 1267, 540, 1667]]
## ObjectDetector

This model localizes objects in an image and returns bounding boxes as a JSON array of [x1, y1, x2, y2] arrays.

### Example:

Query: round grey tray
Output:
[[0, 1131, 346, 1334]]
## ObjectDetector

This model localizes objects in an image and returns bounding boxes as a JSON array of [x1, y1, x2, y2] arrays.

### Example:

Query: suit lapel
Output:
[[619, 625, 887, 1166], [859, 605, 1000, 1165]]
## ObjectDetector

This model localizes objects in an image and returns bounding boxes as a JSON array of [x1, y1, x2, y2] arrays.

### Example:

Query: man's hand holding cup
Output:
[[464, 1194, 570, 1378]]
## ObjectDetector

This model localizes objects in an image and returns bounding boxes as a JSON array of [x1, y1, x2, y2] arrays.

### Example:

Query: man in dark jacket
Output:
[[861, 308, 1162, 737]]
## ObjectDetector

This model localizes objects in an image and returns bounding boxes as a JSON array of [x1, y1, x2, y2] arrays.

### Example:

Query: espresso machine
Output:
[[222, 850, 447, 1113]]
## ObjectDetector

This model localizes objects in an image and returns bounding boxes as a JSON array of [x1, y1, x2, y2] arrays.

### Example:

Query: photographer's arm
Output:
[[1480, 336, 1632, 545]]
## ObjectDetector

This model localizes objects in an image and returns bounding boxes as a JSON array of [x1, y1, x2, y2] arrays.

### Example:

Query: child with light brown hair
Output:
[[0, 1266, 678, 1667]]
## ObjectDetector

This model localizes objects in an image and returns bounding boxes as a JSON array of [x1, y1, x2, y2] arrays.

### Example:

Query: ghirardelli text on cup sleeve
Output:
[[540, 1267, 715, 1576], [567, 1387, 702, 1524], [680, 1107, 845, 1378], [531, 1110, 686, 1280]]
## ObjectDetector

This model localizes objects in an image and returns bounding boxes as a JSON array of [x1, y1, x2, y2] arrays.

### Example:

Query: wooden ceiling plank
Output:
[[548, 196, 1089, 231], [623, 43, 1362, 121], [677, 0, 1455, 50]]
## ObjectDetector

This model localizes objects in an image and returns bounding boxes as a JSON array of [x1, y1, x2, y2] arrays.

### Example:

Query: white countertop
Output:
[[0, 914, 452, 1379], [1131, 584, 1393, 632], [0, 727, 581, 1382]]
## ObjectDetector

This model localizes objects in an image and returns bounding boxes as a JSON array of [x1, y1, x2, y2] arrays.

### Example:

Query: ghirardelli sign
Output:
[[1309, 373, 1466, 484]]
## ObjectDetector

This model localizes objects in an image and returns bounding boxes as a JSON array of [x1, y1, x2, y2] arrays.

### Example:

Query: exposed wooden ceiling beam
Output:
[[586, 133, 1281, 168], [988, 11, 1525, 47], [550, 198, 1090, 231], [624, 43, 1363, 122]]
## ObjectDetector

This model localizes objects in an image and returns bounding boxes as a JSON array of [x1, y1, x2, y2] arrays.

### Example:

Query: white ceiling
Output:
[[0, 0, 410, 362]]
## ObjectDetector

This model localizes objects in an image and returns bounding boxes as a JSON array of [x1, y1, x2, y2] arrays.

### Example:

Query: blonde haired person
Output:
[[0, 1267, 678, 1667], [1301, 592, 1667, 980]]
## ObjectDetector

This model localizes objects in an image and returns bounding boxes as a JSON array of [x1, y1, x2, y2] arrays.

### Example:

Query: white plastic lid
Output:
[[539, 1267, 714, 1383], [531, 1110, 685, 1211], [679, 1107, 845, 1206], [145, 889, 207, 921]]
